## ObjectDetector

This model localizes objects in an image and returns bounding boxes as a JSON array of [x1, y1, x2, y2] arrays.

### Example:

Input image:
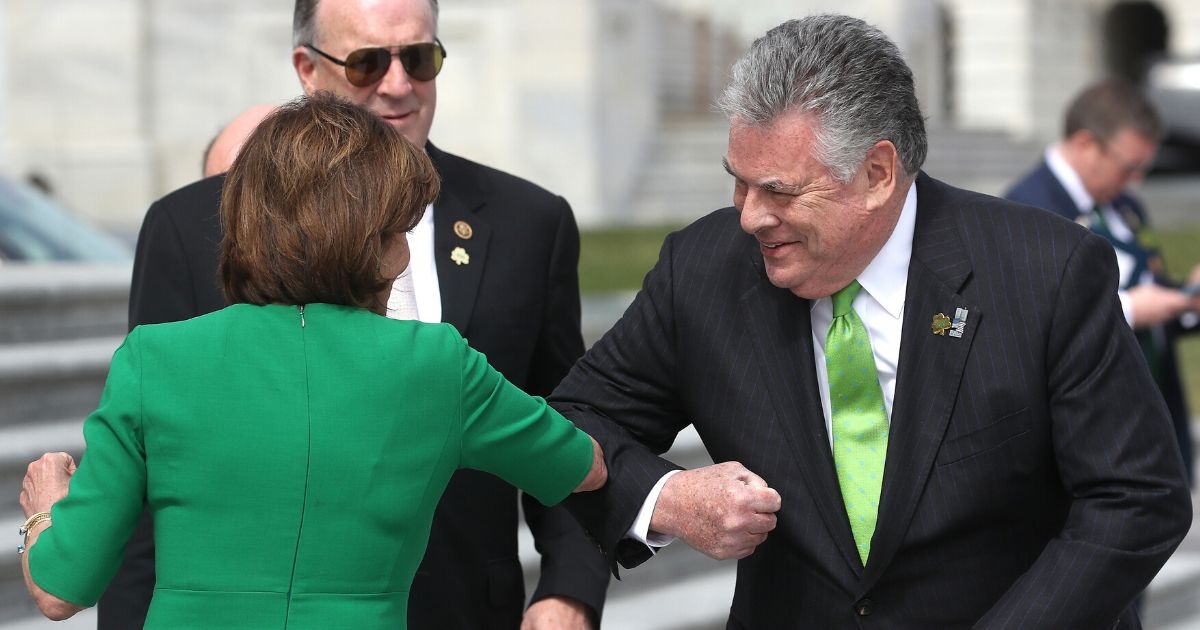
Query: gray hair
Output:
[[293, 0, 440, 47], [716, 14, 927, 182]]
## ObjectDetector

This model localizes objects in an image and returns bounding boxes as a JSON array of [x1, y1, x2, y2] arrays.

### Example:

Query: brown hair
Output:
[[219, 92, 439, 309], [1064, 78, 1162, 143]]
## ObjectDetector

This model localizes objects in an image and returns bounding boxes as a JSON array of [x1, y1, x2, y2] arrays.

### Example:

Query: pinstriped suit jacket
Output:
[[554, 174, 1192, 629]]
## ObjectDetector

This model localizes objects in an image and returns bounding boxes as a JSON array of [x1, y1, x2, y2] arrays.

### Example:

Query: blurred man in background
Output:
[[100, 1, 608, 628], [1006, 78, 1200, 484]]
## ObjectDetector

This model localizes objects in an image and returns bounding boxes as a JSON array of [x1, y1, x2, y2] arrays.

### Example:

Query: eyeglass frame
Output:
[[304, 39, 448, 86]]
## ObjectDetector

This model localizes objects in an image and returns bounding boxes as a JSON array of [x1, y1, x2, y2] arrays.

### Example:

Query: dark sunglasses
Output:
[[305, 39, 447, 87]]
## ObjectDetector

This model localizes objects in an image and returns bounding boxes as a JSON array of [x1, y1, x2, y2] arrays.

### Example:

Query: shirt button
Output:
[[855, 598, 874, 616]]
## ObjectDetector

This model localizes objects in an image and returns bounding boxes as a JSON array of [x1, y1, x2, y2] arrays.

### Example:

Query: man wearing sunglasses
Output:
[[1006, 79, 1200, 489], [102, 1, 609, 629]]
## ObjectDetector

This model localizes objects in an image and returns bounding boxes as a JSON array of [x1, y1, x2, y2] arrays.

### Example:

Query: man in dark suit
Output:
[[1006, 78, 1200, 485], [98, 1, 608, 628], [552, 15, 1192, 628]]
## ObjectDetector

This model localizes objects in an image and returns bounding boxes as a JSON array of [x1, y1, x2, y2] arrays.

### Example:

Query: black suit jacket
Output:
[[100, 144, 609, 629], [553, 174, 1191, 628], [1006, 161, 1195, 482]]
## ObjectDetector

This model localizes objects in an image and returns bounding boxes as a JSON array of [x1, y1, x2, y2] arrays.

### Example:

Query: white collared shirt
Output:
[[1045, 146, 1139, 324], [386, 203, 442, 323], [627, 183, 918, 549]]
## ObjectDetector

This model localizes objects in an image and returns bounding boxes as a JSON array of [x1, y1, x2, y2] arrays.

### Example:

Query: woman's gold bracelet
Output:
[[17, 511, 52, 556]]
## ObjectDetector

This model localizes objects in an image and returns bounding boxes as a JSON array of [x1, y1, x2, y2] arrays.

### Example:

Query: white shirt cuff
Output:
[[1117, 289, 1134, 328], [625, 470, 682, 549]]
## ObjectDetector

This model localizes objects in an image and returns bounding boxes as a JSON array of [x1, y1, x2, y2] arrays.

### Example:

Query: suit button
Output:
[[855, 598, 874, 616]]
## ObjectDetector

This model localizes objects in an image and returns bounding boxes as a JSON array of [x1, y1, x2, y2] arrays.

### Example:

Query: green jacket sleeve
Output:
[[456, 330, 592, 507], [28, 330, 148, 606]]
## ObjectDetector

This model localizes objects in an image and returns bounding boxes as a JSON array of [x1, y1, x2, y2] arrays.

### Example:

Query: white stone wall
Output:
[[4, 0, 1196, 232], [0, 0, 663, 230], [1, 0, 299, 230], [148, 1, 297, 195], [946, 0, 1036, 135], [3, 0, 154, 229], [0, 4, 9, 176], [593, 0, 660, 224], [433, 0, 658, 226], [1028, 0, 1102, 143], [1161, 0, 1200, 55]]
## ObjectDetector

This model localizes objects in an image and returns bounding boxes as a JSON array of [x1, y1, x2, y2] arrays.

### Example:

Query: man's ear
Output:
[[293, 46, 318, 95], [861, 140, 899, 210], [1064, 128, 1100, 153]]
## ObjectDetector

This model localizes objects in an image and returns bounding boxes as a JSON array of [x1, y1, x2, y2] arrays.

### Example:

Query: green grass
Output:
[[1153, 224, 1200, 416], [579, 224, 683, 293]]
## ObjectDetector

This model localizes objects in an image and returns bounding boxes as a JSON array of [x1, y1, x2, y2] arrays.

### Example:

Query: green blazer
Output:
[[28, 303, 593, 629]]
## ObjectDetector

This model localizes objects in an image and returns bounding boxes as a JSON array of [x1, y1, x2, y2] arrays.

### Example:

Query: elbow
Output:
[[1171, 483, 1193, 542], [589, 457, 609, 492], [1152, 470, 1195, 555], [37, 597, 82, 621], [575, 437, 608, 492]]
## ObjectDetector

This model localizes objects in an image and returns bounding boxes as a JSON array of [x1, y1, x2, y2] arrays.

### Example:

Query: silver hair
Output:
[[716, 14, 927, 182], [293, 0, 440, 47]]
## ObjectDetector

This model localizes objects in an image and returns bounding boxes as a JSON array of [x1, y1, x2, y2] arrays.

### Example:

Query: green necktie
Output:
[[826, 280, 889, 566]]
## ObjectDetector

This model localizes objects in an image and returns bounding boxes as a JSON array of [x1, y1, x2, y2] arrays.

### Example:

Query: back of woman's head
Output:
[[219, 92, 440, 309]]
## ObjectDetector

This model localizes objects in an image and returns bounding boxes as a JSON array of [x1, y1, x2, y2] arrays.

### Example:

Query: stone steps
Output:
[[0, 265, 128, 345], [0, 265, 125, 626], [0, 338, 121, 432]]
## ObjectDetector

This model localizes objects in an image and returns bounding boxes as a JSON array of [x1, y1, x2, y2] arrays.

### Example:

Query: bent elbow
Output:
[[1170, 484, 1193, 542], [38, 600, 82, 622], [574, 437, 608, 492]]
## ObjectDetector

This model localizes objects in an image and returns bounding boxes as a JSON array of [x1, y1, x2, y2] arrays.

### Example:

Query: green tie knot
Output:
[[831, 281, 862, 318]]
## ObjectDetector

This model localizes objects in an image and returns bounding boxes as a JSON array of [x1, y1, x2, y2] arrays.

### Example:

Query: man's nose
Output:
[[738, 189, 780, 235], [376, 56, 415, 97]]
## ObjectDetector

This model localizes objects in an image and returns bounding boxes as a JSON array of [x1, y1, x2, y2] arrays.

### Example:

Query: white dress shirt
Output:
[[386, 203, 441, 323], [626, 183, 918, 549], [1044, 146, 1140, 325]]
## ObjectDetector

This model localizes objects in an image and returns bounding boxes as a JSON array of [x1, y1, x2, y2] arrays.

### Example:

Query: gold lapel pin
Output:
[[931, 313, 951, 336], [450, 246, 470, 266], [453, 220, 473, 240]]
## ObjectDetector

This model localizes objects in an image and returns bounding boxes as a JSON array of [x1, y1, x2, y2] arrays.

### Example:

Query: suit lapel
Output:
[[428, 144, 491, 334], [739, 247, 864, 577], [861, 175, 979, 588]]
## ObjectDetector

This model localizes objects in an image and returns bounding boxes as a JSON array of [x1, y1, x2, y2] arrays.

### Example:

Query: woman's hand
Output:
[[20, 452, 85, 621], [20, 452, 77, 517], [573, 437, 607, 492]]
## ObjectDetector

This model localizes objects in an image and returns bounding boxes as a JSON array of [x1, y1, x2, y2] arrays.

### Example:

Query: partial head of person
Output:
[[1059, 78, 1161, 205], [291, 0, 445, 149], [716, 15, 927, 300], [219, 92, 440, 315], [202, 103, 278, 177]]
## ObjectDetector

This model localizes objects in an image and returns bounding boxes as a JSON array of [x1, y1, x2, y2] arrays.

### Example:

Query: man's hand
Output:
[[649, 462, 781, 560], [1128, 283, 1190, 328], [521, 595, 592, 630]]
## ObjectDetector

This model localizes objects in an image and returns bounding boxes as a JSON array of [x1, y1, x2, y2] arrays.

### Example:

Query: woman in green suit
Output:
[[18, 94, 605, 628]]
